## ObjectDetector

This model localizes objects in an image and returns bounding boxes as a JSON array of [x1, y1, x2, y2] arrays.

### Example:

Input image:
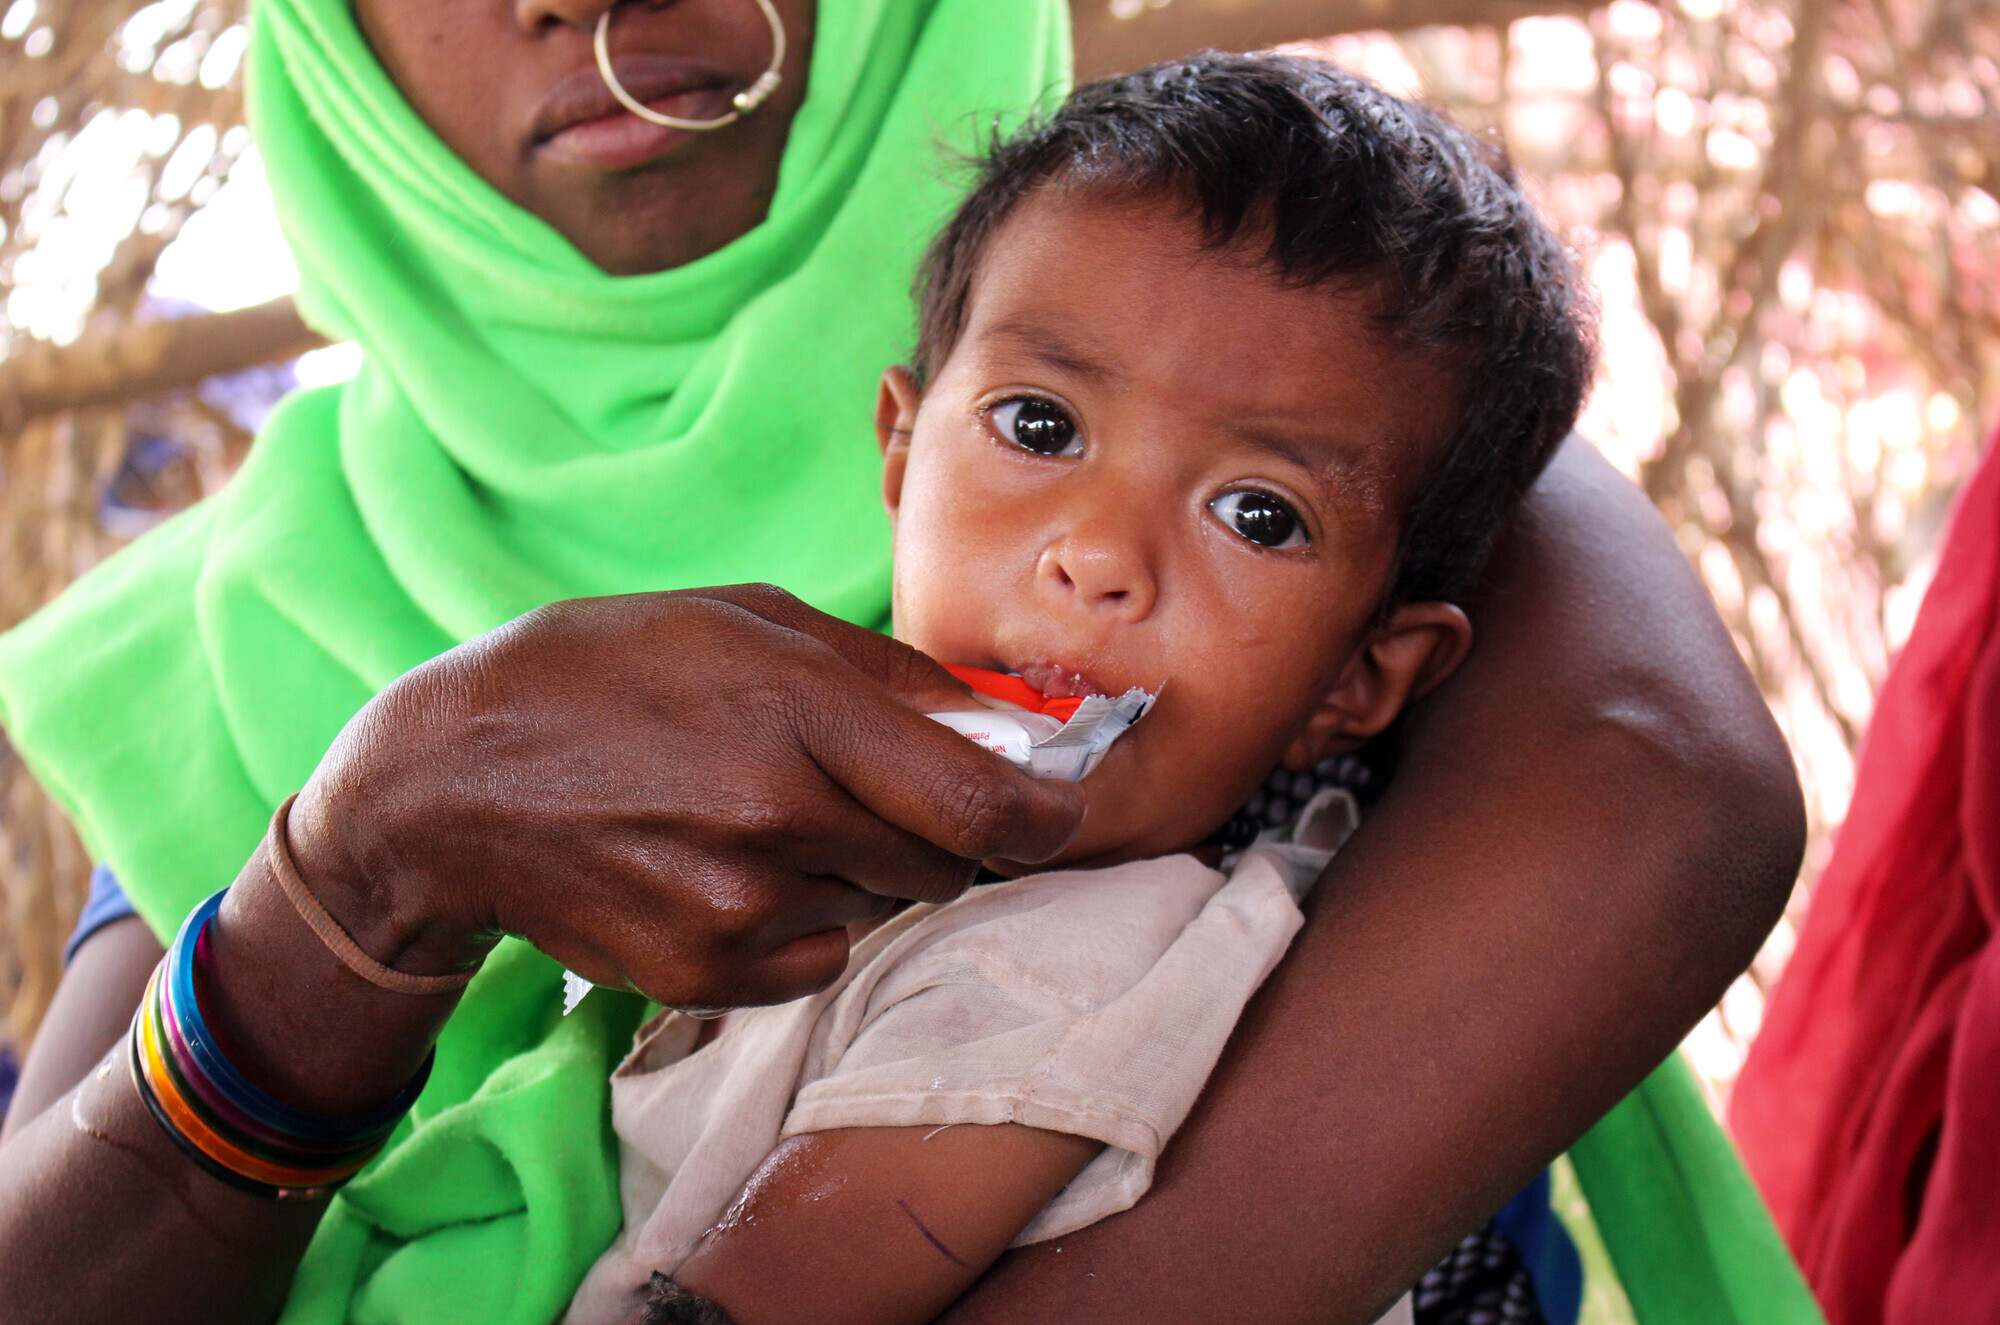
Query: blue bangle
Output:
[[127, 886, 431, 1199], [163, 890, 424, 1144]]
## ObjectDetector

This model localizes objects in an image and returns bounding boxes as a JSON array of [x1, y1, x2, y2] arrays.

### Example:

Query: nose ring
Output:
[[594, 0, 787, 133]]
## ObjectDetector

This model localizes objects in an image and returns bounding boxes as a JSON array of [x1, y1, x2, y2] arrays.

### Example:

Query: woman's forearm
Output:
[[0, 588, 1083, 1324], [0, 838, 467, 1325], [943, 437, 1806, 1323], [1, 916, 160, 1147]]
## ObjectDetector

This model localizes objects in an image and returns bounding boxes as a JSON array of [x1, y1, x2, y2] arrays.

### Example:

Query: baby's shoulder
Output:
[[932, 852, 1223, 947], [848, 855, 1215, 1011], [859, 850, 1303, 1017]]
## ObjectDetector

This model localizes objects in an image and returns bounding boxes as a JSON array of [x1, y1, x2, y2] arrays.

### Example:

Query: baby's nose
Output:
[[1037, 536, 1157, 621]]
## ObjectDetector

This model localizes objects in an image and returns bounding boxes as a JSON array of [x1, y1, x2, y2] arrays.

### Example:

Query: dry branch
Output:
[[1073, 0, 1602, 78], [0, 296, 326, 433]]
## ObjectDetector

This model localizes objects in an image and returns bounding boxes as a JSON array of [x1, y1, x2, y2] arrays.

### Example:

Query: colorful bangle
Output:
[[128, 887, 432, 1201]]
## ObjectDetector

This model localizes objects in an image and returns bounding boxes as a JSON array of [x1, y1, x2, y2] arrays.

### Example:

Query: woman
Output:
[[1731, 433, 2000, 1325], [0, 0, 1803, 1322]]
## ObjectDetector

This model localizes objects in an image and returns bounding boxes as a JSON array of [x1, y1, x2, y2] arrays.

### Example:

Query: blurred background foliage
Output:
[[0, 0, 1993, 1122]]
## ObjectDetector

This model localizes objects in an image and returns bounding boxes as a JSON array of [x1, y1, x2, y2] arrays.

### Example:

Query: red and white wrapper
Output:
[[926, 686, 1155, 782]]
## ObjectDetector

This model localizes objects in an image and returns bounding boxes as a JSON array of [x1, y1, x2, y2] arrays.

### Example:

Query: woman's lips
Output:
[[533, 57, 738, 171], [542, 111, 699, 171]]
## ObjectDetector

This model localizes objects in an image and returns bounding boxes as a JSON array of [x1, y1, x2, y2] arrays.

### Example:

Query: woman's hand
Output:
[[198, 582, 1085, 1121], [288, 583, 1085, 1012]]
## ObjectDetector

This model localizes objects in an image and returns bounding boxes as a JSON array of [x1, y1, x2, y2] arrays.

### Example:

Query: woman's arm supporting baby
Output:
[[652, 1125, 1102, 1325]]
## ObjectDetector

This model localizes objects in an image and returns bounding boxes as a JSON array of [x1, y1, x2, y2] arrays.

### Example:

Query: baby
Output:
[[569, 52, 1595, 1325]]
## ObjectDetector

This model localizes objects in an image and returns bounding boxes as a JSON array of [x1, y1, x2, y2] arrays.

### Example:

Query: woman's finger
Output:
[[608, 863, 885, 1008], [791, 677, 1085, 871], [733, 868, 898, 958], [739, 927, 858, 1007], [638, 728, 989, 905], [658, 588, 1085, 872], [679, 584, 974, 713], [755, 777, 987, 905]]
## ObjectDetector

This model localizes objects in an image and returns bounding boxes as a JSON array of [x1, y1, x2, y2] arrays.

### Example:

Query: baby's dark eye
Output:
[[989, 397, 1080, 457], [1210, 490, 1307, 549]]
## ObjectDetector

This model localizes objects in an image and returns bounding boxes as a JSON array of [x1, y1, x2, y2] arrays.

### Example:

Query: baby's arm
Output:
[[650, 1124, 1102, 1325]]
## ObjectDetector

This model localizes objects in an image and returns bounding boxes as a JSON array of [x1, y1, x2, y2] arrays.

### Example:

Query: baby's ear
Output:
[[876, 366, 922, 524], [1283, 602, 1473, 770]]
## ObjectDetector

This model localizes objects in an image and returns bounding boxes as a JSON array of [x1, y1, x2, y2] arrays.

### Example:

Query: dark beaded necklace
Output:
[[1205, 751, 1383, 851]]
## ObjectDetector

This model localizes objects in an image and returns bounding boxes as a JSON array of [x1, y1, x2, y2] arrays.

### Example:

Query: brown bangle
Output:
[[266, 793, 477, 997]]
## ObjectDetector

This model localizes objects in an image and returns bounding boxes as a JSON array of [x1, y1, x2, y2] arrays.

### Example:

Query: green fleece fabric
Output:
[[0, 1, 1066, 1320], [1571, 1054, 1825, 1325]]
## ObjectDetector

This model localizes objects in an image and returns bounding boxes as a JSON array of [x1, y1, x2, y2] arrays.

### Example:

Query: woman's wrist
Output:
[[192, 827, 473, 1121], [268, 794, 486, 996], [282, 775, 501, 984]]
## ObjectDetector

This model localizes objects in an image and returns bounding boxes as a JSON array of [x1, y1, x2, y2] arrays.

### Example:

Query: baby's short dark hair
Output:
[[913, 52, 1598, 607]]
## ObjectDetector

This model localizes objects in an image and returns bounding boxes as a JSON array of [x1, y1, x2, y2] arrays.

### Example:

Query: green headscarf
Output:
[[0, 0, 1067, 1319]]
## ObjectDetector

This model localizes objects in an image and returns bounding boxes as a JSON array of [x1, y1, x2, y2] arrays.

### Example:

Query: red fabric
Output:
[[1730, 436, 2000, 1325], [941, 664, 1084, 721]]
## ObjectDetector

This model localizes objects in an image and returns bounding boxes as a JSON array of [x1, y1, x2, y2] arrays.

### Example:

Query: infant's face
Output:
[[882, 191, 1459, 868]]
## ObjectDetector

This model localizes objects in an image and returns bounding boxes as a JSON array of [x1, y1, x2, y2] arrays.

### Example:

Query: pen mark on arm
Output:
[[895, 1198, 969, 1268]]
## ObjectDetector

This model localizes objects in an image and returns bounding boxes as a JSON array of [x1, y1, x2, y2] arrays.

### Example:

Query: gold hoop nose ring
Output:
[[593, 0, 787, 133]]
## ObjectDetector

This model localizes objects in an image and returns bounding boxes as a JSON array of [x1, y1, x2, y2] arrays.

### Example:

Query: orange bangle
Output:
[[134, 972, 371, 1189]]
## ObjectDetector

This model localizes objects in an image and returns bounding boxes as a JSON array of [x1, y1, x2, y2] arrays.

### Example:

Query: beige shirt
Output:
[[566, 793, 1357, 1325]]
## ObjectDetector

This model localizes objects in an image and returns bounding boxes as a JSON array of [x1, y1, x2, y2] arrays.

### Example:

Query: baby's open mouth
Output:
[[1015, 662, 1109, 702]]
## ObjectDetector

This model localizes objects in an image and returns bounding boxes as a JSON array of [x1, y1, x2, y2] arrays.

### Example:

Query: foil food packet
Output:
[[924, 666, 1155, 782]]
